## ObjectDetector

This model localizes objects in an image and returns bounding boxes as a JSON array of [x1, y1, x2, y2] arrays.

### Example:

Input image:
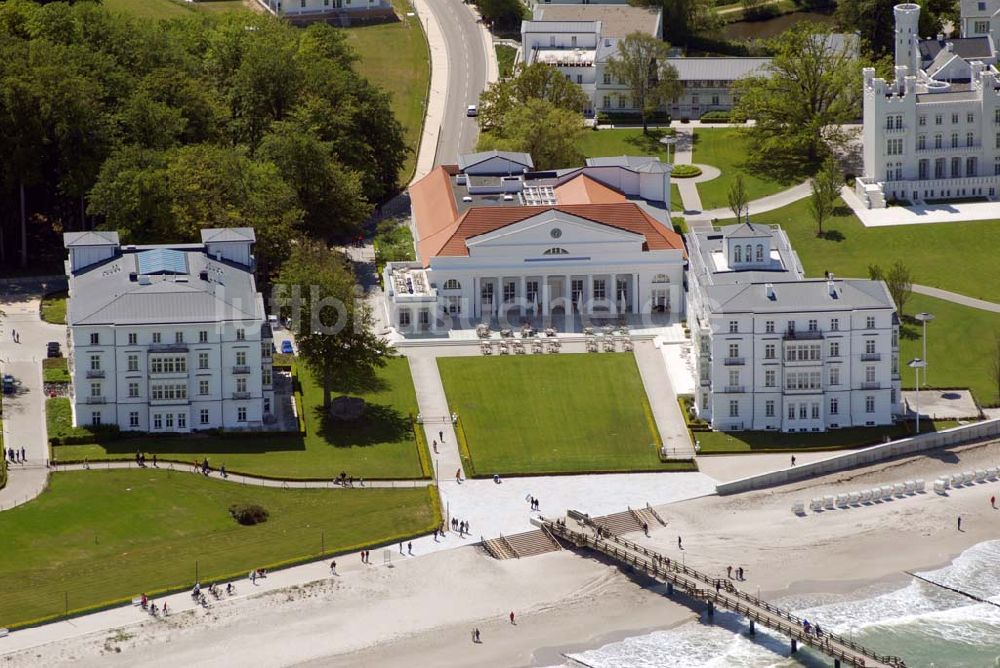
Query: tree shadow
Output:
[[328, 367, 391, 395], [96, 432, 306, 455], [624, 129, 676, 155], [313, 402, 412, 448], [899, 320, 920, 340], [818, 229, 845, 242]]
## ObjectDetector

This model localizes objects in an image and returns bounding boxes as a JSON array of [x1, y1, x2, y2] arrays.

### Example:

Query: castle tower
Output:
[[894, 3, 921, 77]]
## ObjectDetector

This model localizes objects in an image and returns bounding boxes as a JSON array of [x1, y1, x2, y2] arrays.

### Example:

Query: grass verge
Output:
[[0, 470, 438, 628], [43, 358, 70, 384], [695, 420, 960, 453], [40, 290, 67, 325]]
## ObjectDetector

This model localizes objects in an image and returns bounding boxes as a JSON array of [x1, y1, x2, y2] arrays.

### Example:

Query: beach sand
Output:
[[5, 439, 1000, 668]]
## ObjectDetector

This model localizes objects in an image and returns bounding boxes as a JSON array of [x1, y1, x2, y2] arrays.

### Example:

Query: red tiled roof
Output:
[[553, 174, 627, 205], [437, 203, 684, 257], [409, 166, 459, 265]]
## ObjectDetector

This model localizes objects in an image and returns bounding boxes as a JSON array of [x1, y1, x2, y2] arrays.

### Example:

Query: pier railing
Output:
[[544, 515, 907, 668]]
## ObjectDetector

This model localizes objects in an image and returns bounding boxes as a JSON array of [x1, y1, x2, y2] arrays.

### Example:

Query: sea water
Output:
[[562, 540, 1000, 668]]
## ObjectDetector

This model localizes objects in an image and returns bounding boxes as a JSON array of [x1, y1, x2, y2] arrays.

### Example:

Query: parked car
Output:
[[46, 341, 61, 358], [2, 374, 15, 395], [466, 104, 478, 117], [280, 340, 294, 355]]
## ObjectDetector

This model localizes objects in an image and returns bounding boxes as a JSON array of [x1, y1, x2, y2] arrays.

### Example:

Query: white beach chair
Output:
[[963, 471, 976, 484], [848, 492, 861, 505], [933, 479, 947, 494], [904, 480, 916, 494], [915, 479, 925, 493], [824, 495, 835, 510], [859, 489, 872, 504], [893, 483, 906, 497], [792, 501, 805, 515], [986, 467, 999, 480], [882, 485, 895, 500], [975, 470, 987, 482], [836, 494, 850, 508], [810, 498, 824, 512], [951, 473, 965, 487]]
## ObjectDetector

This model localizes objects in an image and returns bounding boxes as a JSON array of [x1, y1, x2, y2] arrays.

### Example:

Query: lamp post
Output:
[[660, 135, 677, 217], [907, 358, 926, 434], [915, 312, 934, 386]]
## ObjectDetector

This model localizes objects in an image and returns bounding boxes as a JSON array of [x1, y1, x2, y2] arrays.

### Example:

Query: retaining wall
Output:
[[715, 419, 1000, 495]]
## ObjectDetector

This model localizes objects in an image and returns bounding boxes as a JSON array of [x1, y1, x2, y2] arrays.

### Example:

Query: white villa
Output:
[[859, 2, 1000, 208], [384, 151, 685, 333], [63, 229, 274, 432], [253, 0, 392, 21], [686, 223, 901, 432]]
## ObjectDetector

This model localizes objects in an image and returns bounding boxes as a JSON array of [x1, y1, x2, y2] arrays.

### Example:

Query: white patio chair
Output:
[[859, 489, 872, 504], [933, 479, 947, 495], [848, 492, 861, 505], [893, 483, 906, 496], [836, 494, 850, 508], [882, 485, 895, 500], [791, 501, 805, 515], [824, 495, 835, 510], [975, 469, 987, 482], [915, 479, 925, 493], [810, 498, 824, 512]]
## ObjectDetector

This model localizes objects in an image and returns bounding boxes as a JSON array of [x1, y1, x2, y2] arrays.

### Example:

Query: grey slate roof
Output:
[[64, 231, 120, 247], [532, 5, 661, 39], [585, 156, 668, 172], [201, 227, 256, 243], [522, 20, 598, 33], [664, 57, 771, 81], [724, 222, 772, 239], [68, 244, 262, 326], [918, 36, 994, 63], [702, 279, 895, 314], [458, 150, 534, 171]]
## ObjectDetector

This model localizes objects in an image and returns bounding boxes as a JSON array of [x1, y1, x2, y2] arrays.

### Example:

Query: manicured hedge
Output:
[[671, 164, 703, 178], [699, 110, 731, 123]]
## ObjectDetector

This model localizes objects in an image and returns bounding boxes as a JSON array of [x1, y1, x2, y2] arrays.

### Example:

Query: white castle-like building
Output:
[[858, 2, 1000, 208]]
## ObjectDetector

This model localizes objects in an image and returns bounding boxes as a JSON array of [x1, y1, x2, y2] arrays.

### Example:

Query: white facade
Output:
[[255, 0, 391, 18], [960, 0, 1000, 37], [859, 2, 1000, 208], [64, 229, 274, 432], [687, 224, 901, 432]]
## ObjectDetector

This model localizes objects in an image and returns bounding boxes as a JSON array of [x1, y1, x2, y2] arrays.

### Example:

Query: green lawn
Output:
[[692, 128, 806, 211], [345, 0, 430, 182], [0, 470, 438, 628], [496, 44, 517, 78], [103, 0, 248, 19], [54, 357, 430, 479], [439, 354, 686, 475], [696, 420, 959, 454], [42, 358, 70, 384], [724, 197, 1000, 304], [40, 290, 67, 325]]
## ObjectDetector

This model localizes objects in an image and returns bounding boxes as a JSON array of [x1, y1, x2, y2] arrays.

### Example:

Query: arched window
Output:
[[652, 273, 671, 283], [733, 245, 742, 263], [745, 244, 752, 262], [543, 247, 569, 255], [755, 244, 763, 262], [443, 279, 461, 290]]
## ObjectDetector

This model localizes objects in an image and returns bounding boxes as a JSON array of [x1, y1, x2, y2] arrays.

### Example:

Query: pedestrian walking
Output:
[[677, 536, 683, 550], [250, 570, 257, 584], [330, 560, 337, 574], [432, 440, 438, 454], [727, 565, 732, 579], [474, 628, 481, 643], [408, 541, 413, 555], [739, 567, 744, 580], [399, 541, 404, 554], [991, 495, 996, 509], [958, 515, 963, 531], [439, 430, 444, 442], [152, 454, 157, 468], [20, 446, 25, 462], [456, 468, 462, 483], [790, 455, 796, 466], [220, 463, 227, 479]]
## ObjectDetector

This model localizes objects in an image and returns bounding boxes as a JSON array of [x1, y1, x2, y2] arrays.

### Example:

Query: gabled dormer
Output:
[[723, 222, 773, 269]]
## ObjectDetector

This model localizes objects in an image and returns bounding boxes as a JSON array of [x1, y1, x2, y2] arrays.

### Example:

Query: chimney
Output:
[[129, 272, 137, 282], [765, 283, 775, 300], [199, 270, 209, 281]]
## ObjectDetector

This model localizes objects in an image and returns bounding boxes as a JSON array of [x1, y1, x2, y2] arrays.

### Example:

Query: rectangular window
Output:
[[236, 328, 245, 341], [866, 366, 876, 382], [603, 73, 611, 85], [866, 316, 876, 329], [602, 95, 610, 109], [175, 331, 184, 344], [935, 114, 942, 126], [728, 343, 739, 358], [503, 281, 516, 302], [808, 319, 818, 332], [91, 411, 101, 426], [165, 414, 174, 429], [129, 411, 139, 428], [263, 368, 272, 386], [90, 332, 99, 345], [919, 159, 929, 180], [865, 339, 876, 354], [728, 320, 738, 333], [765, 400, 775, 418], [830, 318, 839, 331], [200, 409, 210, 425], [765, 370, 776, 387], [728, 369, 739, 386], [199, 380, 209, 396], [799, 404, 808, 419], [199, 330, 208, 343], [865, 396, 875, 413], [236, 351, 247, 366], [238, 407, 247, 422], [199, 353, 209, 370], [399, 310, 411, 327], [934, 134, 942, 149], [976, 19, 990, 32], [729, 400, 739, 418], [128, 332, 137, 345], [952, 113, 959, 124], [153, 332, 161, 344], [830, 398, 839, 415], [90, 382, 101, 397], [952, 156, 962, 178], [811, 403, 820, 419], [917, 135, 926, 150], [765, 320, 774, 334], [127, 354, 139, 372], [592, 279, 606, 300], [967, 132, 975, 147], [153, 414, 162, 430], [830, 367, 839, 386], [765, 344, 775, 360], [236, 377, 247, 393], [918, 115, 926, 126], [128, 382, 139, 398], [178, 413, 187, 429], [788, 403, 795, 420], [967, 156, 977, 176]]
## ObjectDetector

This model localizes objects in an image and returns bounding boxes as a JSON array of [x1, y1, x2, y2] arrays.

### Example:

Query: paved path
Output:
[[672, 127, 704, 214], [406, 353, 465, 481], [912, 284, 1000, 313], [699, 180, 812, 220], [633, 340, 694, 458]]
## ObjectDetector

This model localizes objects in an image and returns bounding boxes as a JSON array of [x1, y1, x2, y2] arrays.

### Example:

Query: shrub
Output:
[[46, 398, 121, 445], [699, 110, 731, 123], [671, 164, 703, 178], [229, 503, 269, 526]]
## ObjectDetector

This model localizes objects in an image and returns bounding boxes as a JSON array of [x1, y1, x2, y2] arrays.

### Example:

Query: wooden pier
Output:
[[541, 512, 907, 668]]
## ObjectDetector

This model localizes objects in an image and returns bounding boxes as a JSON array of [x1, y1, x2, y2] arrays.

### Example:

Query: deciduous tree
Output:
[[478, 62, 588, 132], [807, 158, 841, 237], [478, 98, 585, 170], [868, 260, 913, 315], [606, 32, 680, 134], [727, 174, 748, 222]]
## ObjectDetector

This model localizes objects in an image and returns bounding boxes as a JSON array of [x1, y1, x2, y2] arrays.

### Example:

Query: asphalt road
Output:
[[423, 0, 487, 164]]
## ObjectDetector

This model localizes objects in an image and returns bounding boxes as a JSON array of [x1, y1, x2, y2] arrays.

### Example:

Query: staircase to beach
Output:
[[482, 528, 562, 560], [592, 505, 664, 536]]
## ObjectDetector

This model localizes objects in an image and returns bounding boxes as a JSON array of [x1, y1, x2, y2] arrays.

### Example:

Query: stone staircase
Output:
[[592, 505, 663, 536], [482, 528, 562, 560]]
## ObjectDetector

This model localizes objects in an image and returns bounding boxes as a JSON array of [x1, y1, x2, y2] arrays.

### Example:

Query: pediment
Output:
[[465, 211, 643, 249]]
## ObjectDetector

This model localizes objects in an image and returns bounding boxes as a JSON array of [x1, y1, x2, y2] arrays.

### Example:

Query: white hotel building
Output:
[[687, 223, 901, 432], [859, 2, 1000, 208], [63, 228, 274, 432]]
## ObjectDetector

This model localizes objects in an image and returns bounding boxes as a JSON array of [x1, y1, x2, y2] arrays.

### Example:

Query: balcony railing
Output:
[[861, 353, 882, 361], [700, 378, 711, 386], [232, 391, 252, 400], [861, 381, 882, 390], [85, 396, 106, 404], [722, 385, 745, 393], [783, 330, 824, 340], [232, 365, 252, 374], [723, 357, 745, 366], [86, 369, 105, 378]]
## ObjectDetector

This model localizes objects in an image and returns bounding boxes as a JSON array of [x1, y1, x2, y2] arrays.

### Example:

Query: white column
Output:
[[632, 273, 639, 314], [585, 274, 592, 315], [520, 275, 527, 317], [472, 276, 479, 318], [611, 273, 618, 314], [542, 275, 549, 315]]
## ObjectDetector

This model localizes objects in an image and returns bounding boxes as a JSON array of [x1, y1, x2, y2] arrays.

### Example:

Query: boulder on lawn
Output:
[[329, 395, 366, 421]]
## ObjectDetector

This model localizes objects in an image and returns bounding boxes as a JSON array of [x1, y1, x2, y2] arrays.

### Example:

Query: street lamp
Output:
[[659, 135, 677, 164], [907, 358, 927, 434], [915, 312, 934, 386]]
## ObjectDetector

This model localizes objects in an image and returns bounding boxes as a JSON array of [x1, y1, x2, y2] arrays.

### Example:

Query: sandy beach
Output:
[[4, 439, 1000, 668]]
